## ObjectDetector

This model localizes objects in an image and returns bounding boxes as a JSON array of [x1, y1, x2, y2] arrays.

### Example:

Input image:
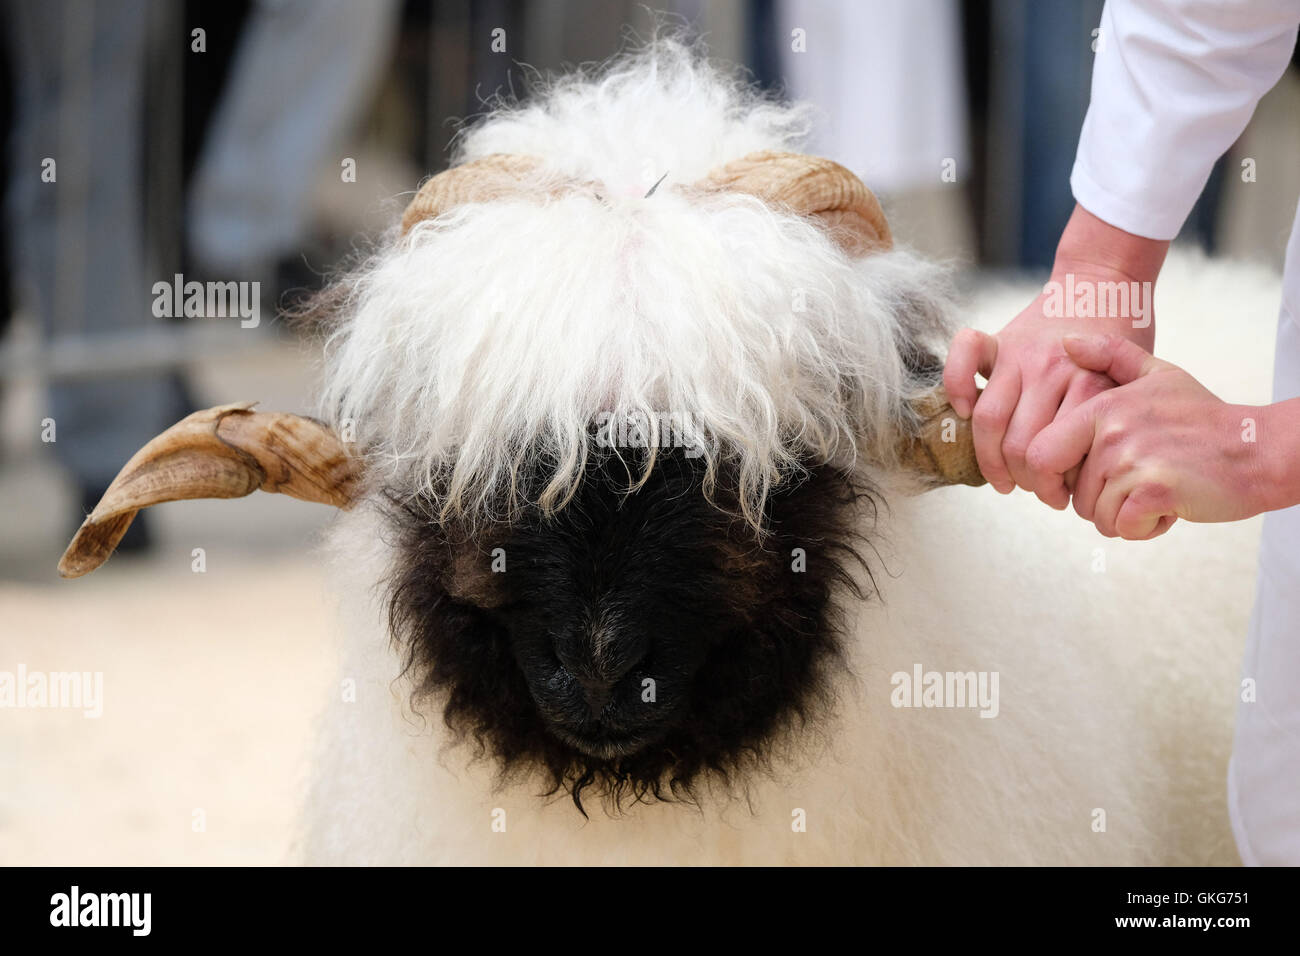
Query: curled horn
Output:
[[401, 154, 546, 234], [59, 402, 360, 578], [702, 149, 981, 488], [698, 149, 893, 255]]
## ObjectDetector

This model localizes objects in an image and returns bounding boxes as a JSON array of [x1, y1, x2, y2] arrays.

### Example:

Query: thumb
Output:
[[1062, 333, 1166, 386]]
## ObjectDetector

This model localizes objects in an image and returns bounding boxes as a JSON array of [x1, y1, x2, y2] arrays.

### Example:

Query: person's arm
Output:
[[946, 0, 1300, 501], [1072, 0, 1300, 243], [1026, 335, 1300, 539]]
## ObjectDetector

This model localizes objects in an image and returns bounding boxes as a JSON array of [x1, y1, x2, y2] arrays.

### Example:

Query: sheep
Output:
[[60, 42, 1273, 865]]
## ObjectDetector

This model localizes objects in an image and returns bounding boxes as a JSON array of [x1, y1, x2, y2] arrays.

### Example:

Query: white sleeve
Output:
[[1071, 0, 1300, 240]]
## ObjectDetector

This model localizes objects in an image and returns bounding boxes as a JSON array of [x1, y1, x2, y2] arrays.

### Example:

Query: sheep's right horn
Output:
[[58, 402, 360, 578], [897, 386, 986, 488]]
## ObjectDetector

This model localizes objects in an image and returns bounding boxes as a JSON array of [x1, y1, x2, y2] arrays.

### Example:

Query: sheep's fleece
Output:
[[300, 44, 1272, 865]]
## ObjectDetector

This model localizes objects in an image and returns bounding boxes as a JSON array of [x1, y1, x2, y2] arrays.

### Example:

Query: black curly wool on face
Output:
[[385, 448, 876, 813]]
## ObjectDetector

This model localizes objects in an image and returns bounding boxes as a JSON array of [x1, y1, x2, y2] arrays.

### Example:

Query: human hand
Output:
[[944, 205, 1169, 503], [1025, 333, 1273, 540], [943, 275, 1154, 502]]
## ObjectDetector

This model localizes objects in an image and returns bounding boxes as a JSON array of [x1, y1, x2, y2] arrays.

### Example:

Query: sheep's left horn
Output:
[[401, 153, 545, 234], [58, 402, 360, 578], [897, 386, 985, 488], [699, 150, 893, 256]]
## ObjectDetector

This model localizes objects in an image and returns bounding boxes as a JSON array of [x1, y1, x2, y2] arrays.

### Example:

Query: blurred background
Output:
[[0, 0, 1295, 864]]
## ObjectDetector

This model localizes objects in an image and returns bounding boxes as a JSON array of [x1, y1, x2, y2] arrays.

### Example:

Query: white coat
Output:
[[1071, 0, 1300, 865]]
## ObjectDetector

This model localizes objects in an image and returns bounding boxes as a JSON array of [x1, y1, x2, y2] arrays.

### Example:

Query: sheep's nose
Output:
[[574, 674, 615, 711], [553, 628, 648, 711]]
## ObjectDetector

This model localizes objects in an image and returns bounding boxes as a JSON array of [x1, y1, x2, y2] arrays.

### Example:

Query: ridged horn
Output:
[[58, 402, 360, 578], [897, 386, 985, 488], [698, 150, 893, 256], [401, 154, 546, 234]]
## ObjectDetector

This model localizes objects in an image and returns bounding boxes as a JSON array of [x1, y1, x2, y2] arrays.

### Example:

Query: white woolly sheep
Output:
[[62, 43, 1273, 865]]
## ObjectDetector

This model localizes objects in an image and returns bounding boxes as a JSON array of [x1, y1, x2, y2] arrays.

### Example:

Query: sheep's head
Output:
[[370, 147, 978, 808], [60, 47, 984, 812]]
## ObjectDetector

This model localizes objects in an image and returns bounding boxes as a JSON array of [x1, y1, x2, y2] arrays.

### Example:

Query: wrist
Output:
[[1254, 399, 1300, 513], [1052, 204, 1170, 287], [1045, 206, 1168, 346]]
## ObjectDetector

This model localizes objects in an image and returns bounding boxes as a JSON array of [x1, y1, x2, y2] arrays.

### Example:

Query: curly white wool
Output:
[[318, 41, 951, 526]]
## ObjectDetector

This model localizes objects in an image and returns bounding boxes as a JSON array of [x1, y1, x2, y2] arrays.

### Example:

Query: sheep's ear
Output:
[[698, 150, 893, 256], [58, 403, 360, 578], [897, 386, 985, 488]]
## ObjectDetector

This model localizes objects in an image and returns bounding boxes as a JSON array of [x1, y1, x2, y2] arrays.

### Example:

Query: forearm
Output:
[[1053, 204, 1170, 287], [1256, 398, 1300, 513]]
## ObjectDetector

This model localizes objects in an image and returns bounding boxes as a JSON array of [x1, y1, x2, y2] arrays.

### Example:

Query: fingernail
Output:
[[952, 398, 970, 419]]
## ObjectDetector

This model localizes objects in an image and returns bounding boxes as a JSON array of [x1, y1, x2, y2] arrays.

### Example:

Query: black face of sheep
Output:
[[385, 447, 875, 810]]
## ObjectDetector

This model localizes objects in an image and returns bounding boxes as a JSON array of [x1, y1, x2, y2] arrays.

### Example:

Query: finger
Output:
[[1071, 453, 1106, 524], [1115, 484, 1177, 540], [1003, 383, 1069, 506], [1025, 395, 1103, 492], [1147, 514, 1178, 539], [943, 328, 998, 419], [1062, 333, 1167, 386], [1063, 464, 1081, 494], [1056, 370, 1113, 421], [1031, 374, 1112, 507], [971, 364, 1021, 494], [1092, 478, 1131, 538]]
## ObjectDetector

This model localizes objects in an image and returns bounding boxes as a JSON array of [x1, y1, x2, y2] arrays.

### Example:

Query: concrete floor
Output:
[[1, 333, 341, 864]]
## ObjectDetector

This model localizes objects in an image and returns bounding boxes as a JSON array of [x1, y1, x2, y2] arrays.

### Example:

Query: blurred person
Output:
[[1, 0, 396, 550], [185, 0, 398, 285], [774, 0, 972, 259], [944, 0, 1300, 864], [2, 0, 192, 549]]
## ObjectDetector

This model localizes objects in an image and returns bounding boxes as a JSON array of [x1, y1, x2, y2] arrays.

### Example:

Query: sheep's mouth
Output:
[[556, 726, 652, 760]]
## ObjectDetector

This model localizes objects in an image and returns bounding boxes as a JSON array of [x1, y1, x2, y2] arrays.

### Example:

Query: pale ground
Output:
[[0, 335, 342, 865]]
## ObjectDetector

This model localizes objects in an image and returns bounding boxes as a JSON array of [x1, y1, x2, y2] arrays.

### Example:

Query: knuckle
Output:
[[1097, 420, 1127, 450], [1002, 436, 1031, 461]]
